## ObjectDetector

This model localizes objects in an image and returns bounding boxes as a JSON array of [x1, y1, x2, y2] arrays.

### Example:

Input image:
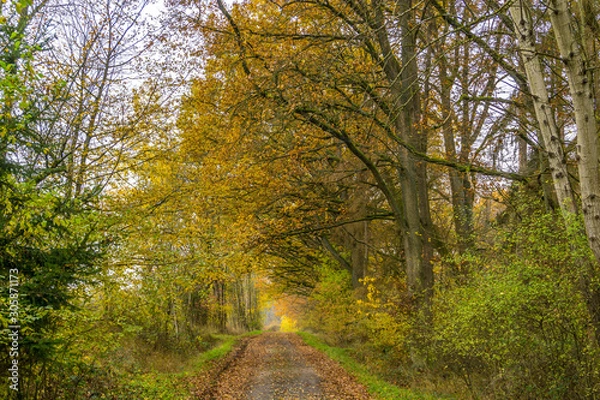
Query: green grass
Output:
[[192, 330, 262, 369], [118, 330, 262, 400], [298, 331, 451, 400]]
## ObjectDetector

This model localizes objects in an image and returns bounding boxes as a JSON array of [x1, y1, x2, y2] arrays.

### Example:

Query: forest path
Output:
[[209, 332, 372, 399]]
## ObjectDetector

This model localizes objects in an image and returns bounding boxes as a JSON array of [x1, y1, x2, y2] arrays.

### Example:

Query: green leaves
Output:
[[430, 209, 598, 399], [14, 0, 32, 15]]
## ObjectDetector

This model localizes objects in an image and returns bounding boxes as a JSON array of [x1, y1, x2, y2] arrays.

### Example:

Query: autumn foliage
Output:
[[1, 0, 600, 398]]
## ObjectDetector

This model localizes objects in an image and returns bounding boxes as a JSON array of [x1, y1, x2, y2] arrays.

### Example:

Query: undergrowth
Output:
[[86, 330, 262, 399]]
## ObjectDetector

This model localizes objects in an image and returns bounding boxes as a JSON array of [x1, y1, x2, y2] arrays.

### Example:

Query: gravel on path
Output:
[[205, 332, 372, 400]]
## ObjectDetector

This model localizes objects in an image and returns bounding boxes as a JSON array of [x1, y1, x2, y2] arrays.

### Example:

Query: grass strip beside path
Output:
[[192, 331, 259, 370], [298, 331, 449, 400], [122, 330, 261, 400]]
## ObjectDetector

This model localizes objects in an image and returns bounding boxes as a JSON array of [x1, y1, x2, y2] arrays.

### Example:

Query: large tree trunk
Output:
[[509, 0, 577, 214], [549, 0, 600, 259], [372, 0, 433, 312], [400, 0, 434, 309], [576, 0, 600, 113], [547, 0, 600, 343]]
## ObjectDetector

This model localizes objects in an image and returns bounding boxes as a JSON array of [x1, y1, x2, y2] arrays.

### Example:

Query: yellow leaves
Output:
[[281, 201, 300, 214], [356, 276, 395, 312], [279, 315, 298, 332]]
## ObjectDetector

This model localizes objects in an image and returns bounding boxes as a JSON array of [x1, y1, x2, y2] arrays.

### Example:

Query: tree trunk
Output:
[[371, 0, 433, 312], [439, 48, 475, 251], [549, 0, 600, 257], [399, 0, 434, 309], [509, 0, 577, 215], [546, 0, 600, 344]]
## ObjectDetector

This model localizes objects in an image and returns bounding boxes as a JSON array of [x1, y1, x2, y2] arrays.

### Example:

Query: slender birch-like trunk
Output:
[[509, 0, 577, 215], [549, 0, 600, 261]]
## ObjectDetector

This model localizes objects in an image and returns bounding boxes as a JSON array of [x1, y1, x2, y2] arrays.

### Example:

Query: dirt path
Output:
[[207, 332, 372, 399]]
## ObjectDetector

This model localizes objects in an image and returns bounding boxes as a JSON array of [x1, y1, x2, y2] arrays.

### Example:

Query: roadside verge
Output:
[[297, 332, 450, 400]]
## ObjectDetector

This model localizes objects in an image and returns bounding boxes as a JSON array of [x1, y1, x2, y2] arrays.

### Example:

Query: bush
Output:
[[356, 277, 411, 368], [430, 211, 600, 399], [302, 266, 358, 344]]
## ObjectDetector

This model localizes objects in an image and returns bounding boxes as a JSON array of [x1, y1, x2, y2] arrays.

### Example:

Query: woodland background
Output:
[[1, 0, 600, 398]]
